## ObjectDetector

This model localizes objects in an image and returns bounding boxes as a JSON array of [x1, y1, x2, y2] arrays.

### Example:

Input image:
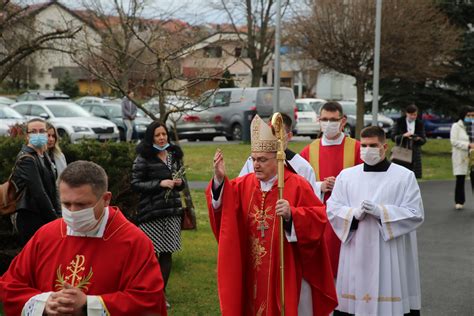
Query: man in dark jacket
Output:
[[12, 118, 60, 245], [391, 104, 427, 178]]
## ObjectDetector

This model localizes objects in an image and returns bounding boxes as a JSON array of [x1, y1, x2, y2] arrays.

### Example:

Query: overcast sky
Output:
[[25, 0, 228, 24]]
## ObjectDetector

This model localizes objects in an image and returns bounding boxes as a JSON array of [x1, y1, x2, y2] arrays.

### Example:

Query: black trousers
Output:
[[455, 170, 474, 204], [334, 310, 420, 316], [16, 210, 51, 246]]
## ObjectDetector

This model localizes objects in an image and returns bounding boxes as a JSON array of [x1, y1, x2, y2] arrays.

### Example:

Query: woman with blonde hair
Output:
[[46, 122, 67, 179]]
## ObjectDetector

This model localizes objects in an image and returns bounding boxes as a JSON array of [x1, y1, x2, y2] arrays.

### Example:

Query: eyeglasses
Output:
[[250, 157, 277, 164], [319, 118, 342, 123], [27, 129, 47, 134]]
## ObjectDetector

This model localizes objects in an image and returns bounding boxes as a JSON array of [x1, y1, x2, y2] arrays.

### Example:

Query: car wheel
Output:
[[57, 129, 70, 143], [231, 123, 242, 141]]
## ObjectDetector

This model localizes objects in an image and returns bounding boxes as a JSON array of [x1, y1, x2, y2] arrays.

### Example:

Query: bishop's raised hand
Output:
[[213, 149, 226, 184]]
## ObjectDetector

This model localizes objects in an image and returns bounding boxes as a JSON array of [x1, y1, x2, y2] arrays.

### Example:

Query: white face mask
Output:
[[62, 203, 104, 233], [360, 147, 383, 166], [320, 121, 341, 138]]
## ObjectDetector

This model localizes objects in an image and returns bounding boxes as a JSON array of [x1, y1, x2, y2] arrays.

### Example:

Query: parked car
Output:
[[199, 87, 297, 140], [338, 100, 394, 137], [16, 90, 70, 101], [11, 101, 119, 143], [79, 101, 152, 141], [422, 113, 454, 138], [142, 95, 226, 141], [295, 99, 321, 138], [0, 96, 15, 106], [0, 105, 26, 136], [75, 96, 109, 106]]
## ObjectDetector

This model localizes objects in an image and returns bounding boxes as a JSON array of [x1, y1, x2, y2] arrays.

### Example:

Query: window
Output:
[[91, 105, 107, 118], [31, 105, 48, 117], [235, 47, 248, 58], [213, 92, 231, 107], [203, 46, 222, 58], [13, 104, 30, 115]]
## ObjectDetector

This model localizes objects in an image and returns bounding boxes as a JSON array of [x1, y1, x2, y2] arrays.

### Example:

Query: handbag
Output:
[[0, 153, 33, 215], [180, 175, 197, 230], [181, 206, 196, 230], [391, 136, 413, 164]]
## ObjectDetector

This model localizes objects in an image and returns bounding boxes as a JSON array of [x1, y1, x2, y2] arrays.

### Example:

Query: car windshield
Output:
[[103, 104, 122, 118], [339, 102, 357, 115], [0, 106, 23, 119], [296, 102, 314, 112], [46, 104, 92, 117]]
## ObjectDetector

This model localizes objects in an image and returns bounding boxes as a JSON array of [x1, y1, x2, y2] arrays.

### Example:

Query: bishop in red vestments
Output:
[[0, 161, 166, 316], [206, 115, 337, 316], [300, 102, 362, 278]]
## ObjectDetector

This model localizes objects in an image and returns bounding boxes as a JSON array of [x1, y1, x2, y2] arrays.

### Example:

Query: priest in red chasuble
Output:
[[0, 161, 166, 316], [300, 101, 363, 277], [206, 115, 337, 316]]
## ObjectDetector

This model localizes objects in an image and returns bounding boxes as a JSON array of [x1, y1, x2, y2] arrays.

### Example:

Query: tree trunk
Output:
[[251, 65, 263, 87], [355, 78, 366, 140]]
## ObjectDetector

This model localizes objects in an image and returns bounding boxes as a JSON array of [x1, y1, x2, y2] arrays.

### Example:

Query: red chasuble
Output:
[[300, 137, 363, 277], [0, 207, 166, 316], [206, 170, 337, 316]]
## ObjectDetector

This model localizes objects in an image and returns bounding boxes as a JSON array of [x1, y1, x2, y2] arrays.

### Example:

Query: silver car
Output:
[[11, 101, 119, 143], [338, 100, 394, 137], [0, 105, 26, 136]]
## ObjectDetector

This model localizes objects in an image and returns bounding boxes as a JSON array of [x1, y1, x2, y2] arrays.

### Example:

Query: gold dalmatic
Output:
[[55, 254, 93, 292]]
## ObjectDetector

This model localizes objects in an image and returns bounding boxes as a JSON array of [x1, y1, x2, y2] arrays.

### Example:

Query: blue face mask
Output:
[[29, 133, 48, 148], [464, 118, 474, 124], [153, 143, 170, 151]]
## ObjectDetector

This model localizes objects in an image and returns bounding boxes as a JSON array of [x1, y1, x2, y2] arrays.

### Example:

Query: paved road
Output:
[[189, 179, 474, 315], [418, 180, 474, 316]]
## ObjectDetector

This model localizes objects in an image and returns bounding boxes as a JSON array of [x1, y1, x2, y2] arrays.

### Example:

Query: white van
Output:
[[200, 87, 296, 140]]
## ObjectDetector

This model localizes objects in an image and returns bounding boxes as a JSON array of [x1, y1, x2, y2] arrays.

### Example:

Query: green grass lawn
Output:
[[182, 138, 453, 181], [0, 138, 453, 316]]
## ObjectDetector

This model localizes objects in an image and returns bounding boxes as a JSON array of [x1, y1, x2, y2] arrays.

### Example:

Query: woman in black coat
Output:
[[391, 104, 427, 178], [131, 121, 185, 306], [12, 118, 60, 246]]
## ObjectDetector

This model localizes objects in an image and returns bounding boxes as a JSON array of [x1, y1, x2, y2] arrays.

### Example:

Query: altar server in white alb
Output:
[[327, 126, 424, 316]]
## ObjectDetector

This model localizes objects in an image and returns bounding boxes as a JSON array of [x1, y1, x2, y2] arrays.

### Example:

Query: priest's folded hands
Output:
[[361, 200, 382, 218]]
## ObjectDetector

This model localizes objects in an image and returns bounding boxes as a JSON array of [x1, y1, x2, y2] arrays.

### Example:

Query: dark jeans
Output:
[[455, 170, 474, 204]]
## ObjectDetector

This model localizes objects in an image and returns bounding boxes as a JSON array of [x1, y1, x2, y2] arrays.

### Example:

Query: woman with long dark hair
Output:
[[131, 121, 185, 308]]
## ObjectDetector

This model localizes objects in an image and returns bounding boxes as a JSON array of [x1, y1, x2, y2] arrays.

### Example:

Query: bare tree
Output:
[[73, 0, 221, 123], [289, 0, 461, 137], [214, 0, 289, 87], [0, 0, 81, 84]]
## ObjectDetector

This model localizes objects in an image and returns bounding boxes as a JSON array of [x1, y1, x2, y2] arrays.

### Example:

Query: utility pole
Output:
[[371, 0, 382, 126], [273, 0, 282, 113]]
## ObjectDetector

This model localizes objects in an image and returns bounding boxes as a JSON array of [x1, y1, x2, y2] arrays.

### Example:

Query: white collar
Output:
[[66, 207, 110, 238], [260, 175, 277, 192], [321, 132, 345, 146]]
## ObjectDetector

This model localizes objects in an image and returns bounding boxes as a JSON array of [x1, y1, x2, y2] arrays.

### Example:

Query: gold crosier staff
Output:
[[271, 112, 286, 316]]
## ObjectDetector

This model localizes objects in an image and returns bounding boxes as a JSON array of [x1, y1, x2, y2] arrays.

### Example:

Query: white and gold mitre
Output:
[[251, 115, 278, 152]]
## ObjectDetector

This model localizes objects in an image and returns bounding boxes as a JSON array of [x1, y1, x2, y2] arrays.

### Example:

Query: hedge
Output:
[[0, 137, 139, 218]]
